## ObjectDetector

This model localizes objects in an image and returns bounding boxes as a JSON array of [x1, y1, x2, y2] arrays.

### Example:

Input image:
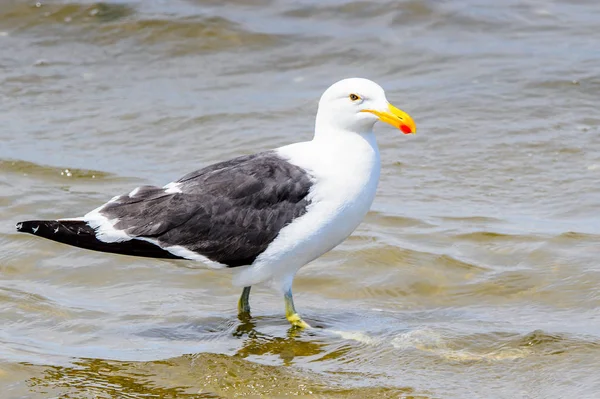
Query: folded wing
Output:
[[18, 152, 313, 268]]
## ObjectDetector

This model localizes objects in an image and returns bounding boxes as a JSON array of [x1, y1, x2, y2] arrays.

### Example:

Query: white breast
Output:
[[232, 132, 381, 291]]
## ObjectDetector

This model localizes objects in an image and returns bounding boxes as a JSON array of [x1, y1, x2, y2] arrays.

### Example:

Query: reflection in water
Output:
[[20, 317, 599, 398], [27, 358, 222, 398], [24, 334, 424, 398], [233, 315, 326, 365]]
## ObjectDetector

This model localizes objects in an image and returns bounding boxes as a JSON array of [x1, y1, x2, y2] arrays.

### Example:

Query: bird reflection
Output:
[[233, 314, 325, 365]]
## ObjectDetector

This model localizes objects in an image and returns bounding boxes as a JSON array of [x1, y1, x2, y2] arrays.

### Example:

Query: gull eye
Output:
[[349, 93, 361, 101]]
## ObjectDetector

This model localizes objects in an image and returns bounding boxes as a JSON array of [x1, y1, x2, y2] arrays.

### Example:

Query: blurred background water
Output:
[[1, 0, 599, 397]]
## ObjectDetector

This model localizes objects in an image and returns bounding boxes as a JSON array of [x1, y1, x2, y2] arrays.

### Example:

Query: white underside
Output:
[[138, 237, 227, 269], [232, 131, 381, 292]]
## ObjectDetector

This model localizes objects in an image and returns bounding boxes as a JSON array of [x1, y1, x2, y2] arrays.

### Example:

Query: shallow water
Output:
[[1, 0, 600, 397]]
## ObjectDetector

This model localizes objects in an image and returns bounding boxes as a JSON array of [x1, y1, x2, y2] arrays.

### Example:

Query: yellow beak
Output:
[[362, 103, 416, 134]]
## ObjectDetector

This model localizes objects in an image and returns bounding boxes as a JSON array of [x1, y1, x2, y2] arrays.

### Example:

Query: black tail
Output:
[[15, 220, 182, 260]]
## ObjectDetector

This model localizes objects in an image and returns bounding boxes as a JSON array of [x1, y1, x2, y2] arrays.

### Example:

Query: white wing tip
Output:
[[163, 182, 182, 194]]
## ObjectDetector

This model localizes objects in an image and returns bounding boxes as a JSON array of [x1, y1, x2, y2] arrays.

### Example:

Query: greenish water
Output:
[[1, 0, 599, 397]]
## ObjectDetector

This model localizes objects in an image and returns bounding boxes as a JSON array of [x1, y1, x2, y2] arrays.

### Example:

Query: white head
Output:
[[315, 78, 416, 137]]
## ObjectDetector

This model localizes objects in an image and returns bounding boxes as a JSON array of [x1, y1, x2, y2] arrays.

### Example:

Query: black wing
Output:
[[92, 151, 312, 266], [16, 220, 182, 260]]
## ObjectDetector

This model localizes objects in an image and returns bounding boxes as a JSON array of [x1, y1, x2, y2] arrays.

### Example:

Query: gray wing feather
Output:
[[99, 152, 312, 267]]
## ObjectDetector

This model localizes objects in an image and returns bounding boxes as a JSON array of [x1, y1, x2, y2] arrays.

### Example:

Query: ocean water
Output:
[[1, 0, 599, 397]]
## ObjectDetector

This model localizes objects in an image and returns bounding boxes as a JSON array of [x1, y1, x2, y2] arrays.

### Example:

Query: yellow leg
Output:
[[284, 289, 311, 329], [238, 286, 251, 315]]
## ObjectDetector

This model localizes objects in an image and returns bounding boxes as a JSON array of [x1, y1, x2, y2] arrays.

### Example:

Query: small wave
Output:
[[326, 327, 535, 362], [452, 231, 542, 242], [0, 2, 134, 30], [2, 2, 284, 55], [367, 211, 434, 228], [95, 16, 283, 54], [346, 243, 488, 272], [283, 2, 400, 21], [0, 159, 113, 181], [391, 328, 531, 361]]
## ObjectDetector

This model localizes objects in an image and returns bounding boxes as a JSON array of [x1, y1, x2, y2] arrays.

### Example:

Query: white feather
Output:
[[135, 238, 227, 269], [83, 205, 131, 243], [163, 182, 182, 194], [232, 131, 380, 291]]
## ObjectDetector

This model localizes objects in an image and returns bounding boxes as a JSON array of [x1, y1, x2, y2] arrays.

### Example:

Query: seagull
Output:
[[16, 78, 416, 328]]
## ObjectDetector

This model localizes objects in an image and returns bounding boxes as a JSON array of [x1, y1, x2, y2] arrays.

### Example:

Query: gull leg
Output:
[[284, 289, 311, 329], [238, 286, 251, 315]]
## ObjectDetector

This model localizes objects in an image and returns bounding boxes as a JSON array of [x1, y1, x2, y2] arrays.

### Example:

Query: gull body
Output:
[[16, 78, 416, 328], [235, 121, 381, 292]]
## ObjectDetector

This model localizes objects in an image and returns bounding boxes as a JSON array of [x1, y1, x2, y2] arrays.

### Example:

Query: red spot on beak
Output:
[[400, 124, 412, 134]]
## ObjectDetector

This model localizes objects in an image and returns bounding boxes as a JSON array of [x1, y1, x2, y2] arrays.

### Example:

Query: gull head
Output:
[[315, 78, 416, 136]]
